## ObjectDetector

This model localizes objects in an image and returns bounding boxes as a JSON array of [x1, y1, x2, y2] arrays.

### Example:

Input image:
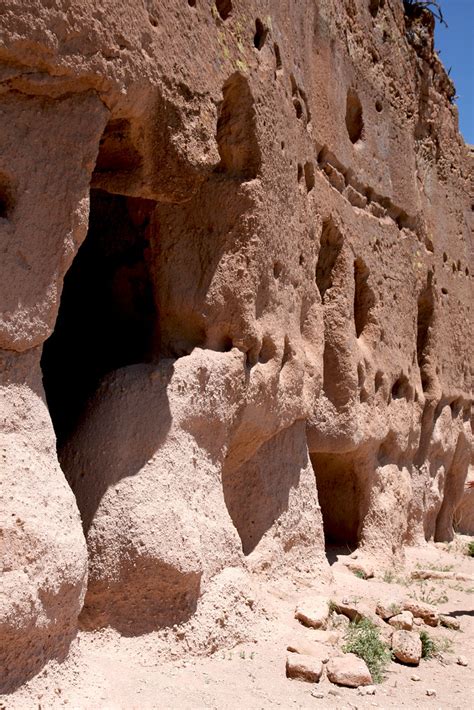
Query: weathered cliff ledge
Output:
[[0, 0, 472, 693]]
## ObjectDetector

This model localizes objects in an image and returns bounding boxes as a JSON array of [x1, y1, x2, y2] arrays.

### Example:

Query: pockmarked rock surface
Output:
[[391, 630, 423, 665], [0, 0, 472, 696], [326, 653, 373, 687], [286, 652, 324, 683]]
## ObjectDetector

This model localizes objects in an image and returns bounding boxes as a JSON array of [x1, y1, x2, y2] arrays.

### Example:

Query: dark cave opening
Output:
[[310, 451, 361, 552], [41, 189, 157, 446]]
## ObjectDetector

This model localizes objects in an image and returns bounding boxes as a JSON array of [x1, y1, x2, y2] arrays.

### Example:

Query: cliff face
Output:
[[0, 0, 472, 693]]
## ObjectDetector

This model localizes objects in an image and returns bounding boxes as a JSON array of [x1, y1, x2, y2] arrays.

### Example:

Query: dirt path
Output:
[[3, 539, 474, 709]]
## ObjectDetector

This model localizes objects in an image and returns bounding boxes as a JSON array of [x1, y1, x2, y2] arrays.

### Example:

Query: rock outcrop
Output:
[[0, 0, 472, 693]]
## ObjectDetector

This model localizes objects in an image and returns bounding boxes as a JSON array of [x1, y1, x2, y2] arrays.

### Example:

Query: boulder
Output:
[[439, 614, 460, 630], [376, 601, 402, 620], [389, 611, 413, 631], [391, 630, 422, 665], [402, 600, 439, 627], [326, 654, 372, 687], [286, 652, 323, 683], [295, 597, 330, 629]]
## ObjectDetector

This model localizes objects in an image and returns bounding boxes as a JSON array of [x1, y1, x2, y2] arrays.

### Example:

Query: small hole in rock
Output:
[[353, 257, 375, 337], [443, 252, 448, 262], [293, 98, 303, 119], [346, 88, 364, 143], [391, 374, 412, 400], [258, 336, 276, 364], [274, 43, 282, 72], [297, 163, 303, 182], [375, 99, 383, 112], [188, 0, 196, 6], [304, 161, 315, 192], [273, 261, 283, 278], [441, 287, 448, 295], [315, 218, 343, 303], [374, 370, 384, 393], [215, 0, 232, 21], [0, 173, 14, 219], [369, 0, 381, 18], [254, 18, 268, 50]]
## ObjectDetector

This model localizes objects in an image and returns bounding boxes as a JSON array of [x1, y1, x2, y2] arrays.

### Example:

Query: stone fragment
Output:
[[376, 601, 401, 620], [286, 652, 323, 683], [388, 611, 413, 631], [311, 690, 325, 699], [391, 630, 422, 665], [344, 184, 368, 209], [369, 201, 387, 218], [439, 614, 460, 630], [286, 640, 333, 663], [456, 655, 468, 667], [402, 600, 439, 627], [323, 162, 345, 192], [295, 597, 330, 629], [411, 674, 421, 681], [326, 654, 372, 687], [332, 599, 386, 631], [426, 689, 436, 697]]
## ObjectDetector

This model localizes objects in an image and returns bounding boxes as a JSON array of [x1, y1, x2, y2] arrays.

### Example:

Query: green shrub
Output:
[[343, 618, 392, 683], [420, 630, 453, 659], [420, 629, 436, 659], [466, 540, 474, 557]]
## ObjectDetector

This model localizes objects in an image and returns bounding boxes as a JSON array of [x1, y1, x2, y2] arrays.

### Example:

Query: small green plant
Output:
[[382, 569, 411, 586], [420, 630, 436, 659], [420, 630, 453, 659], [389, 602, 402, 616], [414, 581, 448, 606], [354, 569, 367, 579], [343, 619, 392, 683], [466, 540, 474, 557]]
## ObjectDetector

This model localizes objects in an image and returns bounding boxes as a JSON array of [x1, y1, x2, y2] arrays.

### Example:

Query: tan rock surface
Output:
[[389, 611, 414, 631], [295, 597, 330, 629], [326, 653, 372, 687], [392, 630, 423, 665], [286, 652, 324, 683], [0, 0, 472, 697], [402, 599, 439, 627]]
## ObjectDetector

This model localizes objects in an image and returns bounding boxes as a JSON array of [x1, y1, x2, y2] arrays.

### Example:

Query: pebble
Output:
[[426, 689, 436, 697], [311, 691, 325, 699], [411, 674, 421, 682], [456, 655, 468, 667]]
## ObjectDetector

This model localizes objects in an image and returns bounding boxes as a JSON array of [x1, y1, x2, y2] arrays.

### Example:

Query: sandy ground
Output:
[[3, 538, 474, 710]]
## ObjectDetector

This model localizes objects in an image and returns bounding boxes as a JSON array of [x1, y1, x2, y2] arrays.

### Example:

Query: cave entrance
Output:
[[310, 451, 361, 562], [41, 188, 157, 447]]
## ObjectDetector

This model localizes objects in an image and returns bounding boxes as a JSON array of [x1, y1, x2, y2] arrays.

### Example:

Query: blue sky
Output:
[[434, 0, 474, 144]]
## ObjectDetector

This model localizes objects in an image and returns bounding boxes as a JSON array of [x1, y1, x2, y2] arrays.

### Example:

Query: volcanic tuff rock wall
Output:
[[0, 0, 472, 693]]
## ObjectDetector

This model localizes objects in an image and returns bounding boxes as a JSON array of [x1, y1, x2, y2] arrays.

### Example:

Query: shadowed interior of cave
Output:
[[41, 189, 157, 446], [310, 451, 361, 554]]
